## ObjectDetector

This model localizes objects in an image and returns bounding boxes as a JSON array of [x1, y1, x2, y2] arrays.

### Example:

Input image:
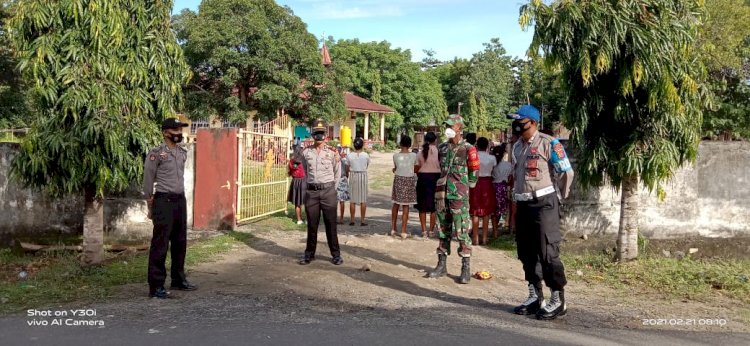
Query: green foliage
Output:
[[327, 38, 447, 138], [9, 0, 190, 198], [0, 0, 31, 128], [426, 57, 471, 115], [175, 0, 344, 123], [510, 57, 566, 130], [523, 0, 711, 191], [454, 38, 514, 131]]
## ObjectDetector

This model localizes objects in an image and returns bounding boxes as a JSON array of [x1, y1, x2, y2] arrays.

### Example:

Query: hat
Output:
[[507, 105, 540, 122], [443, 114, 464, 126], [162, 118, 189, 130], [312, 119, 326, 133]]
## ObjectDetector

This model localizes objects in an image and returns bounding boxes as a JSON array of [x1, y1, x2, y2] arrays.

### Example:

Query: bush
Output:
[[371, 143, 385, 152]]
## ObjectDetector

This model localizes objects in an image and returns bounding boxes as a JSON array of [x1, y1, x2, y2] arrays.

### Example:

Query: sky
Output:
[[172, 0, 534, 62]]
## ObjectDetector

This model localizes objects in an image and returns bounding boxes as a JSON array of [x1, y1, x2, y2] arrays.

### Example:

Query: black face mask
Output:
[[512, 120, 531, 136], [313, 133, 325, 142], [166, 133, 183, 143]]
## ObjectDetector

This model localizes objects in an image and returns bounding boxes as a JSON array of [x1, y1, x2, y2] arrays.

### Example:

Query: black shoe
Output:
[[299, 255, 315, 265], [331, 256, 344, 265], [457, 257, 471, 284], [170, 281, 197, 291], [427, 254, 447, 278], [514, 283, 544, 315], [149, 287, 170, 299], [536, 290, 566, 320]]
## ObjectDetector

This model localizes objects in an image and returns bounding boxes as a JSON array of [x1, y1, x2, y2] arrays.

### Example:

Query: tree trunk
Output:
[[617, 174, 640, 261], [82, 185, 104, 266]]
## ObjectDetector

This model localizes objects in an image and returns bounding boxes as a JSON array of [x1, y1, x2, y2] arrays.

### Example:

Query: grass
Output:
[[487, 237, 750, 304], [0, 232, 253, 315]]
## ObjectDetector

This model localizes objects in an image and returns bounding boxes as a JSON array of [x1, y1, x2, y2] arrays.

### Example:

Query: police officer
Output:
[[507, 105, 573, 320], [299, 120, 343, 265], [143, 118, 196, 299], [427, 114, 480, 284]]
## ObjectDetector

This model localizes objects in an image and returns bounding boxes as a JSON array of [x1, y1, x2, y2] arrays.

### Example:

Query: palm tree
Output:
[[521, 0, 711, 261]]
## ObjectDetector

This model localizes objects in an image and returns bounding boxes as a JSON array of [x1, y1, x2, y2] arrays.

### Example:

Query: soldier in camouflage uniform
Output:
[[427, 114, 480, 284]]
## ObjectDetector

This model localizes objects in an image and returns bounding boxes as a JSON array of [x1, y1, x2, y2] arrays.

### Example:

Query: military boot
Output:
[[513, 283, 544, 315], [457, 257, 471, 284], [536, 289, 567, 320], [427, 254, 447, 278]]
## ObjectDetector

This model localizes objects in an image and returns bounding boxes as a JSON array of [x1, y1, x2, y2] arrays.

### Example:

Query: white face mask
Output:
[[444, 128, 457, 139]]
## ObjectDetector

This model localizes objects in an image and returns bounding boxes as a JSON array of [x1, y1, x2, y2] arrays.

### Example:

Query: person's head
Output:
[[161, 118, 188, 145], [465, 133, 477, 146], [422, 132, 437, 159], [477, 137, 489, 151], [311, 119, 327, 145], [443, 114, 464, 143], [399, 135, 412, 149], [492, 143, 507, 162], [353, 137, 364, 151], [507, 105, 540, 140]]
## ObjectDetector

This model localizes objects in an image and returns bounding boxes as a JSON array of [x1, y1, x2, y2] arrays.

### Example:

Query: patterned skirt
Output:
[[416, 172, 441, 213], [287, 177, 306, 207], [337, 177, 350, 202], [469, 177, 496, 217], [348, 171, 368, 204], [391, 175, 417, 206], [494, 181, 511, 218]]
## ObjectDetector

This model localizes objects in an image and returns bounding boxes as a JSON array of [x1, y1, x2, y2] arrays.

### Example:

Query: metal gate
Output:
[[236, 130, 291, 223]]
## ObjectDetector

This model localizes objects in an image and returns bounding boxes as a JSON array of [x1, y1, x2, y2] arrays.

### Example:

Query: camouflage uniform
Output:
[[435, 135, 480, 257]]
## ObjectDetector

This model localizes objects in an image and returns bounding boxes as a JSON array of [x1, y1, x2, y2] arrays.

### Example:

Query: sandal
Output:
[[360, 222, 368, 226], [400, 233, 408, 239], [390, 230, 397, 236], [349, 222, 356, 226]]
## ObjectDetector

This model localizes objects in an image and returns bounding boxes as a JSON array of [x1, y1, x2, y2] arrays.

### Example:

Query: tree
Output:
[[454, 38, 514, 131], [697, 0, 750, 139], [328, 38, 447, 138], [426, 57, 471, 114], [10, 0, 190, 265], [0, 0, 30, 129], [522, 0, 710, 261], [174, 0, 344, 123], [510, 57, 566, 130]]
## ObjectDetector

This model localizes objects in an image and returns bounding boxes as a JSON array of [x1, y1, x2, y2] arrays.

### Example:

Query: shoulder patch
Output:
[[149, 154, 156, 161]]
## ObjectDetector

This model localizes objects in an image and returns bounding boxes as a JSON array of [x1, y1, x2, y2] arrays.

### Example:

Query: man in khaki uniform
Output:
[[143, 118, 196, 299], [299, 120, 343, 265], [507, 105, 573, 320]]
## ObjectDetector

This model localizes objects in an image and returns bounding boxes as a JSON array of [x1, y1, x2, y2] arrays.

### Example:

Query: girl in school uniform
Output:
[[346, 138, 371, 226], [491, 143, 513, 237], [390, 136, 417, 239], [469, 137, 496, 245]]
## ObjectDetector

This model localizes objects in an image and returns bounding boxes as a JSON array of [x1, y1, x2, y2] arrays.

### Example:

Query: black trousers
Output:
[[148, 193, 187, 287], [516, 194, 567, 290], [304, 186, 340, 258]]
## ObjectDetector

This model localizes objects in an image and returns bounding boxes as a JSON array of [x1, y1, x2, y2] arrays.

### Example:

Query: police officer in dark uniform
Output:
[[299, 120, 343, 265], [507, 105, 573, 320], [143, 118, 196, 298]]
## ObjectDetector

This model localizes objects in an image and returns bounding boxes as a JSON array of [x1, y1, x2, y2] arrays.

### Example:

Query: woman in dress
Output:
[[469, 137, 496, 245], [491, 143, 513, 237], [390, 135, 417, 239], [415, 132, 440, 238], [287, 146, 307, 225], [346, 138, 370, 226], [336, 146, 350, 224]]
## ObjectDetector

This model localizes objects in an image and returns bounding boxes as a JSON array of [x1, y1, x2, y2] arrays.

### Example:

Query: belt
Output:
[[307, 182, 334, 191], [154, 192, 185, 199], [514, 186, 556, 202]]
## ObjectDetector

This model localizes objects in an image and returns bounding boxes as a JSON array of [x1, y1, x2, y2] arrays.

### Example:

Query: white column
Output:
[[349, 112, 357, 141], [379, 113, 385, 142], [364, 112, 370, 140]]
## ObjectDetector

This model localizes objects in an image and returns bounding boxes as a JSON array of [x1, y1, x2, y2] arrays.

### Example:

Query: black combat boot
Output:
[[457, 257, 471, 284], [427, 254, 447, 278], [536, 289, 567, 320], [513, 283, 544, 315]]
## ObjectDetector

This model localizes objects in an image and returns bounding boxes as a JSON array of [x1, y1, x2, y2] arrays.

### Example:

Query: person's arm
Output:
[[466, 146, 480, 188], [549, 139, 574, 199], [414, 152, 423, 173], [143, 151, 158, 219], [392, 154, 397, 174], [333, 153, 341, 184]]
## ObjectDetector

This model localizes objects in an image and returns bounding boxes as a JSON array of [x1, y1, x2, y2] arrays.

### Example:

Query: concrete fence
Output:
[[0, 143, 195, 246]]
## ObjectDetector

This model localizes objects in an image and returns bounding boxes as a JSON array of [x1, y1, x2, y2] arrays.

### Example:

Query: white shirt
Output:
[[347, 151, 370, 172], [492, 160, 513, 183], [393, 152, 417, 177], [478, 151, 496, 177]]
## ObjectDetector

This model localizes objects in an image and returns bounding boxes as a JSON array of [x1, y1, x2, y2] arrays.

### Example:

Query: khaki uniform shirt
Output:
[[143, 143, 188, 198], [511, 131, 574, 199], [302, 145, 340, 184]]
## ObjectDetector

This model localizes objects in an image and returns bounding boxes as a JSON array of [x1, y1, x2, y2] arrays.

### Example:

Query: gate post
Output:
[[193, 128, 239, 230]]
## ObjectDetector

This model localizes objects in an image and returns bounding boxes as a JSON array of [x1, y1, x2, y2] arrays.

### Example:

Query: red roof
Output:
[[321, 44, 332, 67], [344, 92, 394, 113]]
